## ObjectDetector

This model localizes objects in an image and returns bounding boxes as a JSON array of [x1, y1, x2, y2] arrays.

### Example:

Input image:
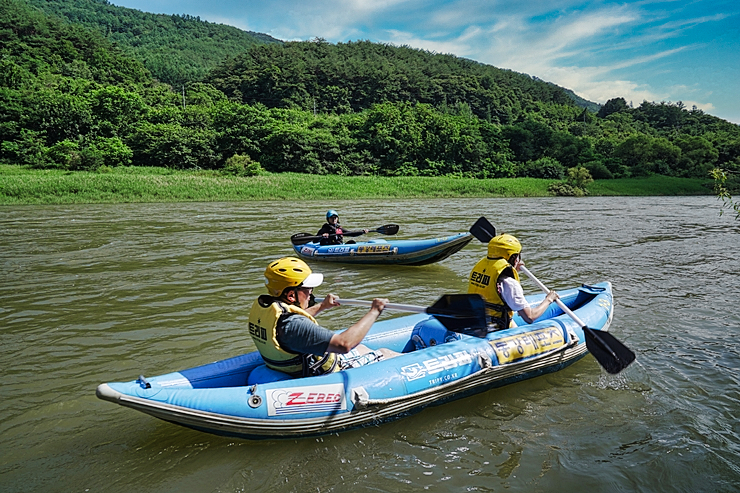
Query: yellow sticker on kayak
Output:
[[356, 244, 391, 254], [489, 326, 565, 364]]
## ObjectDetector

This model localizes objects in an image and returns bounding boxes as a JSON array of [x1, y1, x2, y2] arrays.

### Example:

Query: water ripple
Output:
[[1, 197, 739, 492]]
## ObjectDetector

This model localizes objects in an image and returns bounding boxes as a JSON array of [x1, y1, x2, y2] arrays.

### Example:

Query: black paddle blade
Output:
[[375, 224, 399, 235], [426, 294, 488, 334], [583, 327, 636, 374], [290, 233, 319, 245], [469, 216, 496, 243]]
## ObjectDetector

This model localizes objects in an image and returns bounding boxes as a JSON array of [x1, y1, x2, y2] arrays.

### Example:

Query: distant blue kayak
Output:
[[291, 232, 473, 265]]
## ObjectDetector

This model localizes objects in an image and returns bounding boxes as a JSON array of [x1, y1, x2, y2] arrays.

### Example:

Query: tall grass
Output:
[[0, 165, 713, 205], [588, 175, 713, 196]]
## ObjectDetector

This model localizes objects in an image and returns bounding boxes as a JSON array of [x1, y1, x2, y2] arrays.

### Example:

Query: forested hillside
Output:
[[26, 0, 281, 86], [206, 39, 575, 123], [1, 0, 739, 184], [2, 0, 151, 85]]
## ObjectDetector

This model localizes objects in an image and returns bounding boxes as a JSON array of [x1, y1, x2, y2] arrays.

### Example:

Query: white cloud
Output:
[[384, 30, 472, 55], [116, 0, 737, 122]]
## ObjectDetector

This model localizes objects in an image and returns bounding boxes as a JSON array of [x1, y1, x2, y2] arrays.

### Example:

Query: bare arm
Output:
[[517, 290, 559, 324], [512, 258, 558, 324], [327, 298, 387, 354], [305, 293, 339, 318]]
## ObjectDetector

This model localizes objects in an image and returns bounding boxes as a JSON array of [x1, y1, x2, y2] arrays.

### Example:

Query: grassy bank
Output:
[[0, 165, 713, 205]]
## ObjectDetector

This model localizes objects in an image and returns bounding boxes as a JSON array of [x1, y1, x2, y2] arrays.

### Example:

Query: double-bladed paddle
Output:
[[519, 265, 635, 374], [468, 216, 636, 374], [469, 216, 497, 243], [338, 294, 487, 334], [291, 224, 400, 245]]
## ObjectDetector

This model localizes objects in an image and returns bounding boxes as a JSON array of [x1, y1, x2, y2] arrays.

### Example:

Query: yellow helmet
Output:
[[487, 234, 521, 260], [264, 257, 323, 297]]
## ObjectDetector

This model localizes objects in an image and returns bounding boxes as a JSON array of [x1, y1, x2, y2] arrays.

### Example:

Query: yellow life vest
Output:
[[248, 295, 339, 377], [468, 257, 520, 329]]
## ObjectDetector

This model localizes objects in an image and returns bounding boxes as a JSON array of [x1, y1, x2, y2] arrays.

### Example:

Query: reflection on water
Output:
[[1, 197, 738, 492]]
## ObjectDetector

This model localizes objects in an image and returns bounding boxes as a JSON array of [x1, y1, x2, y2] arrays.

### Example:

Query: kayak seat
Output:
[[247, 364, 294, 385], [410, 317, 461, 350]]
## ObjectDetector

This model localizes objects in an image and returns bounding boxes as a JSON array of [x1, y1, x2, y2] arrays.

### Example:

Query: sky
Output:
[[111, 0, 740, 124]]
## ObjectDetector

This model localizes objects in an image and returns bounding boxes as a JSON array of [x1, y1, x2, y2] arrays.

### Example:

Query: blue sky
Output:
[[111, 0, 740, 124]]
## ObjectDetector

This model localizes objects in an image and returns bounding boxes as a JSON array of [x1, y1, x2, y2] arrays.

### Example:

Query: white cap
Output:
[[301, 273, 324, 288]]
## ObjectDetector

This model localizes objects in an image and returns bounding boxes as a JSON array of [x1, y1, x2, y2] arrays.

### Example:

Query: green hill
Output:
[[206, 39, 575, 124], [25, 0, 282, 86], [1, 0, 738, 185], [1, 0, 151, 85]]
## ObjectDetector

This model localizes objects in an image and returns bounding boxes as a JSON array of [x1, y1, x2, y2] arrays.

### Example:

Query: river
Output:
[[1, 196, 738, 493]]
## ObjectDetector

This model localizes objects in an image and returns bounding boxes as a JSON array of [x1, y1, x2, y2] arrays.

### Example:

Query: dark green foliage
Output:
[[222, 154, 264, 176], [25, 0, 281, 86], [206, 39, 575, 123], [673, 134, 718, 178], [613, 134, 681, 176], [89, 86, 147, 128], [354, 102, 513, 177], [127, 122, 219, 169], [548, 166, 593, 196], [42, 136, 131, 169], [583, 161, 614, 180], [597, 98, 629, 118], [2, 0, 740, 181], [1, 0, 151, 85], [502, 118, 594, 168], [259, 112, 351, 175], [517, 157, 566, 179]]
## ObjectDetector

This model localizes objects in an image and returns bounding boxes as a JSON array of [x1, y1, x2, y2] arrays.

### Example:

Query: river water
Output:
[[1, 196, 738, 493]]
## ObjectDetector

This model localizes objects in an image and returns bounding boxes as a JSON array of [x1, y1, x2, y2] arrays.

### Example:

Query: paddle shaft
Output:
[[469, 217, 581, 334], [519, 266, 586, 328], [291, 224, 398, 245], [336, 294, 488, 334], [338, 298, 426, 313]]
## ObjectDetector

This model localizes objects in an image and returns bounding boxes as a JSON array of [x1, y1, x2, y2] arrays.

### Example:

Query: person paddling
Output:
[[248, 257, 399, 377], [468, 233, 558, 330], [316, 210, 368, 245]]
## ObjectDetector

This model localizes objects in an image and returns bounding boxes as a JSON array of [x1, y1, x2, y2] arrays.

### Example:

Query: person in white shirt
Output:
[[468, 233, 558, 329]]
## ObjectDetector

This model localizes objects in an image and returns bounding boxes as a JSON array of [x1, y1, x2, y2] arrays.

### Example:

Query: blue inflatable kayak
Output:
[[97, 282, 620, 440], [291, 232, 473, 265]]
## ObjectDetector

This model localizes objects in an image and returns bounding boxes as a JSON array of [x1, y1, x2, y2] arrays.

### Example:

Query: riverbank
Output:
[[0, 164, 713, 204]]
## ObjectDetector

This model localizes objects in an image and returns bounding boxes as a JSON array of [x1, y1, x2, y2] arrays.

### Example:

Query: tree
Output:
[[567, 166, 594, 189], [223, 153, 264, 176], [516, 157, 565, 179], [547, 166, 594, 196], [128, 122, 219, 169], [711, 168, 740, 219], [597, 98, 629, 118], [673, 135, 718, 178], [613, 134, 681, 176], [89, 86, 147, 128]]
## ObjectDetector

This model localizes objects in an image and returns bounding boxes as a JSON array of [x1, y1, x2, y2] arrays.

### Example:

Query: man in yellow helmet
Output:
[[248, 257, 398, 377], [468, 233, 558, 330]]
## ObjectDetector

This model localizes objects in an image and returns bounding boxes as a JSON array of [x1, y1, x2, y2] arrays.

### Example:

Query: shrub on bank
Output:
[[222, 154, 264, 176]]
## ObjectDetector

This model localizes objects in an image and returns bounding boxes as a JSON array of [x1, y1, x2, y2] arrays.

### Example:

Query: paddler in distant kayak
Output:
[[468, 233, 558, 329], [248, 257, 399, 377], [316, 210, 368, 245]]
